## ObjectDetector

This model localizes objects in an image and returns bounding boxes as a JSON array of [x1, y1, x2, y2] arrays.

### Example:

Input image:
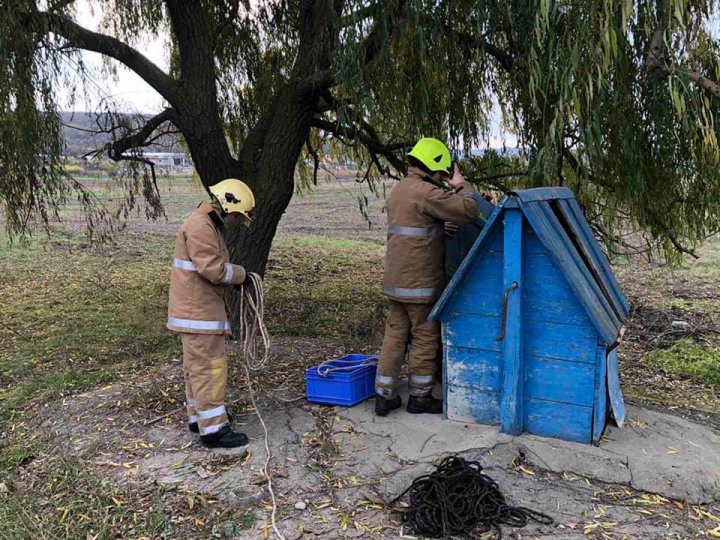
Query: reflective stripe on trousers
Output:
[[383, 285, 439, 299], [168, 317, 231, 332], [199, 421, 228, 436], [387, 224, 442, 237], [409, 373, 435, 396], [375, 374, 399, 398], [197, 404, 226, 420]]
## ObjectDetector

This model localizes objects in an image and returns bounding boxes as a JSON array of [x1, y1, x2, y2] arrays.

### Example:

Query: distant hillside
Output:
[[60, 111, 185, 157]]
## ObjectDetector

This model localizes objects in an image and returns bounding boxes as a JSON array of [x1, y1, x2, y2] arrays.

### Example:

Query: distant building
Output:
[[126, 152, 191, 168]]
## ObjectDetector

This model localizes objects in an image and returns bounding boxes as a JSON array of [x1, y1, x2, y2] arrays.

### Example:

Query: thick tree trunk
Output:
[[167, 0, 341, 276], [225, 83, 319, 275], [224, 0, 341, 275]]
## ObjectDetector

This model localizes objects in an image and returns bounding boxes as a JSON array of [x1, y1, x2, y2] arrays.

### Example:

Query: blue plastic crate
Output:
[[306, 354, 378, 406]]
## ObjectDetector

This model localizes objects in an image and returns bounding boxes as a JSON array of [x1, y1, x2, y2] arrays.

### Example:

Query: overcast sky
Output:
[[60, 1, 168, 113]]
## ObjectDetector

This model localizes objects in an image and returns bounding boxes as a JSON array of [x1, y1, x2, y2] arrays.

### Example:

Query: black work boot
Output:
[[407, 395, 443, 414], [189, 413, 233, 435], [375, 395, 402, 417], [200, 425, 249, 449]]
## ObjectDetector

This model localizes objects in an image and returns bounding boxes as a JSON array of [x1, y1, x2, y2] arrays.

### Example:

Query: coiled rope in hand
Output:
[[390, 455, 553, 539], [237, 272, 270, 371], [236, 273, 284, 539]]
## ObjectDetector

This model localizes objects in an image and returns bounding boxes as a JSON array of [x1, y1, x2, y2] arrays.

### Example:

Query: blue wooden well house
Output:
[[429, 188, 629, 444]]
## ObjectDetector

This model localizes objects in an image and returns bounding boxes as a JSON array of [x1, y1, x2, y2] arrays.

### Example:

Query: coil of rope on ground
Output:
[[390, 455, 553, 539]]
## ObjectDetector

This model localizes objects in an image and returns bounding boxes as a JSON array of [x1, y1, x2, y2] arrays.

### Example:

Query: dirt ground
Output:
[[1, 174, 719, 539]]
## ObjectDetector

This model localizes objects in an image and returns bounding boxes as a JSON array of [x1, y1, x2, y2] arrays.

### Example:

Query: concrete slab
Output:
[[338, 392, 720, 504], [605, 407, 720, 503], [341, 395, 514, 461]]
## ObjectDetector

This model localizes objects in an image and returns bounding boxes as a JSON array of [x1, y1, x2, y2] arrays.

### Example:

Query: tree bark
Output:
[[224, 0, 341, 275]]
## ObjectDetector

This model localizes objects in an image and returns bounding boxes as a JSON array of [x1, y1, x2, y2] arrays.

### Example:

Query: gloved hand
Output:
[[444, 222, 459, 237], [448, 164, 466, 188]]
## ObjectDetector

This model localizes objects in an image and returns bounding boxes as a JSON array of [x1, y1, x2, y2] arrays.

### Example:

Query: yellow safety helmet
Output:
[[407, 137, 452, 176], [209, 178, 256, 218]]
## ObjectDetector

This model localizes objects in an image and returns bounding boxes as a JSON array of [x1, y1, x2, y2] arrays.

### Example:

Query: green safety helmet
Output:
[[407, 137, 452, 176]]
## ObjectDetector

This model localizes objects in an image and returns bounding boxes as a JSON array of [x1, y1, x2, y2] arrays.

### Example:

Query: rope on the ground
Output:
[[390, 455, 553, 539], [237, 272, 284, 540]]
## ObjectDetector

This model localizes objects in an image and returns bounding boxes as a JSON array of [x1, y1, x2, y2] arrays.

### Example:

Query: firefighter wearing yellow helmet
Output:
[[167, 178, 255, 448], [375, 138, 482, 416]]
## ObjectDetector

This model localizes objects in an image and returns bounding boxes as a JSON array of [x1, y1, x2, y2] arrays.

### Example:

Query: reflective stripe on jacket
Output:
[[167, 202, 246, 335], [382, 167, 480, 304]]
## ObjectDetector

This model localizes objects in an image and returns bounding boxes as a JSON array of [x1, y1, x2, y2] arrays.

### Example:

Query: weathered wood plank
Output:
[[607, 348, 626, 427], [524, 398, 593, 443], [520, 201, 620, 343], [523, 253, 595, 328], [444, 314, 502, 352], [500, 208, 523, 435], [593, 344, 609, 443], [448, 251, 504, 316], [430, 208, 504, 321], [447, 384, 500, 424], [562, 198, 630, 316], [445, 346, 502, 393], [524, 319, 598, 364], [524, 356, 595, 407]]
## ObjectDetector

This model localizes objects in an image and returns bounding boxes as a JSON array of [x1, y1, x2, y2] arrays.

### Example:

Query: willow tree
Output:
[[2, 1, 720, 271]]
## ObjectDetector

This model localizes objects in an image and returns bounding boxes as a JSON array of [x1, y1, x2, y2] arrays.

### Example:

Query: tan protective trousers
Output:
[[181, 333, 229, 437], [376, 301, 440, 398]]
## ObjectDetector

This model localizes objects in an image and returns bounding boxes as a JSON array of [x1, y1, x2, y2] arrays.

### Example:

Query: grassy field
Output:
[[0, 173, 718, 538]]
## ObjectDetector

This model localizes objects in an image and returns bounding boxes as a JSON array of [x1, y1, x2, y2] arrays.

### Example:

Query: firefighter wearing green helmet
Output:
[[375, 138, 483, 416]]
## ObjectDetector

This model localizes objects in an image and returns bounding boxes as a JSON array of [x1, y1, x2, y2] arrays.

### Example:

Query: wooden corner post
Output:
[[499, 204, 523, 435]]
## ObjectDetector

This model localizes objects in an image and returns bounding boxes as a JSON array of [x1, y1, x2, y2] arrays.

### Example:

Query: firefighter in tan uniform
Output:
[[167, 179, 254, 448], [376, 138, 481, 416]]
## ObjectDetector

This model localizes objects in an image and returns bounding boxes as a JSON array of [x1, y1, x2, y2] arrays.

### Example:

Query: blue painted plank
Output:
[[520, 201, 620, 343], [593, 344, 608, 443], [535, 201, 622, 333], [500, 208, 524, 435], [555, 200, 628, 323], [562, 199, 630, 317], [430, 206, 505, 321], [445, 347, 502, 393], [523, 356, 595, 407], [447, 384, 500, 425], [448, 251, 504, 316], [512, 187, 576, 203], [524, 399, 593, 443], [523, 253, 595, 328], [523, 225, 550, 255], [442, 337, 449, 418], [524, 319, 599, 364], [607, 348, 626, 427], [444, 314, 502, 352]]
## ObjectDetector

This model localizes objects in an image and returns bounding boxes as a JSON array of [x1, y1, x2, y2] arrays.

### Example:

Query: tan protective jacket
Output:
[[383, 167, 480, 304], [167, 202, 246, 334]]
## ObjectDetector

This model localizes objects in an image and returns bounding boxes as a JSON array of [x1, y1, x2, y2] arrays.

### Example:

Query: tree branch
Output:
[[310, 117, 410, 174], [28, 11, 179, 103], [165, 0, 215, 86], [105, 108, 178, 161], [562, 147, 700, 258], [465, 171, 527, 192], [646, 28, 720, 100]]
